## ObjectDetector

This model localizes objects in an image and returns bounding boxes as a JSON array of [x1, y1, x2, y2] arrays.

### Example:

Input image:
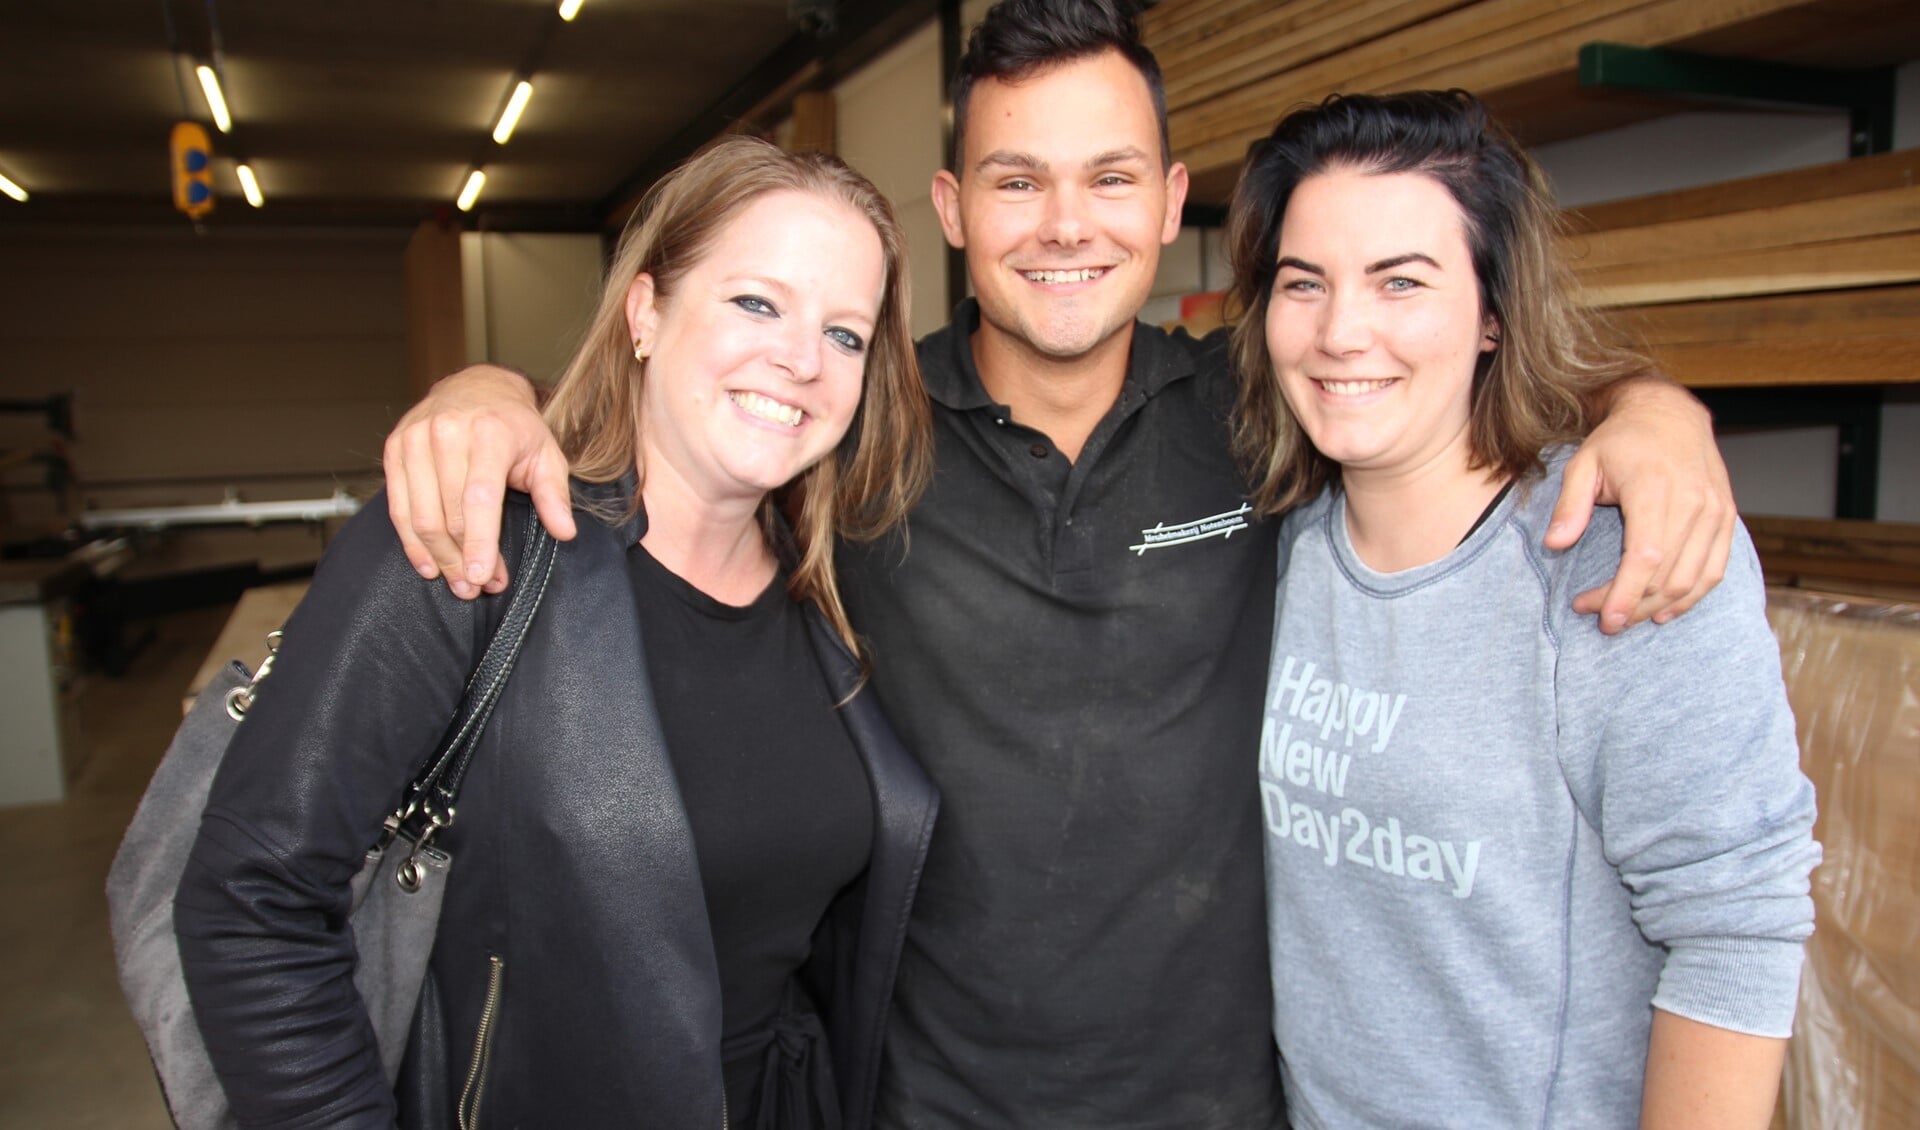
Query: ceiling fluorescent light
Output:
[[195, 64, 233, 133], [0, 172, 26, 203], [236, 163, 264, 208], [558, 0, 586, 20], [457, 169, 487, 212], [493, 80, 534, 145]]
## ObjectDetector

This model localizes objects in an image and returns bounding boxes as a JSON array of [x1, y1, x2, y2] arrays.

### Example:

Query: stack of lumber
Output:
[[1750, 517, 1920, 598], [1145, 0, 1920, 429], [1142, 0, 1920, 197], [1564, 149, 1920, 389]]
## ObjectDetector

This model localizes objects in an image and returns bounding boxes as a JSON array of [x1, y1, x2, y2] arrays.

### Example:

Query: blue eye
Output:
[[827, 327, 866, 353], [1384, 277, 1422, 292], [732, 295, 775, 315]]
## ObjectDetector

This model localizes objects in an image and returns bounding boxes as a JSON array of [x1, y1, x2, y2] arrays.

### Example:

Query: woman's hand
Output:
[[382, 365, 575, 599], [1546, 379, 1735, 634]]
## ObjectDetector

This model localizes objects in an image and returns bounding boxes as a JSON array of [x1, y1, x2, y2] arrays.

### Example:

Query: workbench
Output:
[[0, 559, 87, 806]]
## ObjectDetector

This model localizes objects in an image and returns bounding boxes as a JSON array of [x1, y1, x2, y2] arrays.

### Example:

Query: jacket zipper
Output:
[[457, 954, 505, 1130]]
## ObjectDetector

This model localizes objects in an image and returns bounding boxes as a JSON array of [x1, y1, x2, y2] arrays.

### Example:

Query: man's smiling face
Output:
[[934, 48, 1188, 368]]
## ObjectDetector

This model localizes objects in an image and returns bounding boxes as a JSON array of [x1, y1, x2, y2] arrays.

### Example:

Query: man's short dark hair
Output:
[[950, 0, 1170, 172]]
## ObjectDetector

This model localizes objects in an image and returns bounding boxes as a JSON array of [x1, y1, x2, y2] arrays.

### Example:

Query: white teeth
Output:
[[731, 391, 803, 427], [1318, 379, 1397, 396], [1022, 267, 1104, 284]]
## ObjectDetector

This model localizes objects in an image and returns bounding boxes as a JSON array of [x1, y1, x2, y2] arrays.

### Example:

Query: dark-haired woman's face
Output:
[[1264, 167, 1497, 481]]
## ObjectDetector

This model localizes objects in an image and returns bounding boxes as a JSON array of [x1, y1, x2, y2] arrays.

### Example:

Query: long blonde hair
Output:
[[1225, 90, 1649, 515], [542, 135, 931, 653]]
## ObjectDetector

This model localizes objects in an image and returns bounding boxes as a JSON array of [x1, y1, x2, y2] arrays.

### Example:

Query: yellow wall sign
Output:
[[170, 122, 214, 220]]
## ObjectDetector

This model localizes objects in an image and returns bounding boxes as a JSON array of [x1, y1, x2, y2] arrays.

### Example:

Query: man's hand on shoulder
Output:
[[382, 364, 575, 599], [1546, 378, 1735, 635]]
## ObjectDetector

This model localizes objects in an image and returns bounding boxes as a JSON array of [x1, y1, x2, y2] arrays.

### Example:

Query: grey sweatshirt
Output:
[[1263, 452, 1819, 1129]]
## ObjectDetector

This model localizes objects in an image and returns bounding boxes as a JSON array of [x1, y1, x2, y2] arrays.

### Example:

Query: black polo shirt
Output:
[[839, 301, 1283, 1129]]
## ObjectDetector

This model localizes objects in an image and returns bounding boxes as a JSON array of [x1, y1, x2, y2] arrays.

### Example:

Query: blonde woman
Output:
[[175, 136, 936, 1130]]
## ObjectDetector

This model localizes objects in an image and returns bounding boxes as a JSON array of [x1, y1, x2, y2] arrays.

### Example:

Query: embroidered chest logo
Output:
[[1129, 502, 1253, 555]]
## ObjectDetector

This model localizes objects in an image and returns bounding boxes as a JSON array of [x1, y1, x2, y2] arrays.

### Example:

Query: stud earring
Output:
[[633, 339, 649, 362]]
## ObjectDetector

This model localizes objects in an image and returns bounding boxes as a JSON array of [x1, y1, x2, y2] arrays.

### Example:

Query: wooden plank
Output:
[[1749, 514, 1920, 551], [1573, 232, 1920, 307], [1404, 0, 1812, 102], [1427, 1, 1920, 151], [1169, 0, 1815, 181], [1564, 184, 1920, 274], [1166, 1, 1476, 114], [1160, 0, 1472, 115], [1768, 575, 1920, 601], [1613, 287, 1920, 348], [1142, 0, 1262, 34], [1748, 515, 1920, 591], [1172, 0, 1672, 147], [1145, 0, 1288, 58], [1659, 0, 1920, 77], [1645, 338, 1920, 388], [1158, 0, 1377, 104], [1762, 558, 1920, 588], [1568, 151, 1920, 233]]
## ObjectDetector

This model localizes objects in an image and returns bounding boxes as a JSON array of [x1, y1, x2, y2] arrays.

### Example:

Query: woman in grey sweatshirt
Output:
[[1221, 90, 1819, 1129]]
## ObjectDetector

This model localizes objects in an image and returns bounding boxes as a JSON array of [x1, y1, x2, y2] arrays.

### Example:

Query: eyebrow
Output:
[[1088, 146, 1152, 169], [733, 274, 795, 296], [730, 275, 877, 326], [1276, 252, 1443, 275], [1365, 252, 1442, 274], [973, 146, 1154, 176], [976, 150, 1046, 174]]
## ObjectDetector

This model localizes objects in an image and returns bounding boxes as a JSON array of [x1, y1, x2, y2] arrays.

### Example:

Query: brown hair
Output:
[[951, 0, 1169, 171], [542, 135, 931, 654], [1225, 90, 1649, 515]]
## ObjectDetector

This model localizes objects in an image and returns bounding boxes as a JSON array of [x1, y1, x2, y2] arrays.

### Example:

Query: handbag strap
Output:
[[397, 505, 559, 840]]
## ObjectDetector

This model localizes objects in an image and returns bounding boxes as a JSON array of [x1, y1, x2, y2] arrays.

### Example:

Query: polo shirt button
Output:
[[1028, 443, 1048, 459]]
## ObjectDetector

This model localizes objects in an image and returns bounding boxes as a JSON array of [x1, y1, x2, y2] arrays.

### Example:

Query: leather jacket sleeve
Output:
[[173, 495, 519, 1128]]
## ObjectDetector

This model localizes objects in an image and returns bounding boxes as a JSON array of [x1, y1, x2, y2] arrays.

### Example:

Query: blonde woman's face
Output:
[[1264, 168, 1496, 483], [628, 188, 885, 506]]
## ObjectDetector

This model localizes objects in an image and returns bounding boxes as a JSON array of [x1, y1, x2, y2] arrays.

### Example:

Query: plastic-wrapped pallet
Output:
[[1766, 588, 1920, 1130]]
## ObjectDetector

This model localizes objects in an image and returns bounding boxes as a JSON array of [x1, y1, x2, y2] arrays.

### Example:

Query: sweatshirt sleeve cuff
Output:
[[1653, 935, 1808, 1038]]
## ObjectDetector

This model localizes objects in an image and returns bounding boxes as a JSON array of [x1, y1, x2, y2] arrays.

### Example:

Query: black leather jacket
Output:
[[175, 483, 938, 1129]]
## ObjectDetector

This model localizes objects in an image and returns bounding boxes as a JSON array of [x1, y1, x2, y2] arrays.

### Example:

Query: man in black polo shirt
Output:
[[840, 306, 1281, 1125], [381, 4, 1736, 1125]]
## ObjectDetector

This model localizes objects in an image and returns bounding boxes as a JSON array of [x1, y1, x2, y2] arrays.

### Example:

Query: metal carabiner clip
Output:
[[224, 630, 284, 721]]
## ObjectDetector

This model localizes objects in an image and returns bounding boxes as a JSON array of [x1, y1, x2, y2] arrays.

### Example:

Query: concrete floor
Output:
[[0, 604, 230, 1128]]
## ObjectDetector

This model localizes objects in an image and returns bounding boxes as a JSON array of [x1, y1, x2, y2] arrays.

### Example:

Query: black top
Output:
[[629, 542, 873, 1127], [838, 301, 1284, 1128], [174, 482, 934, 1130]]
